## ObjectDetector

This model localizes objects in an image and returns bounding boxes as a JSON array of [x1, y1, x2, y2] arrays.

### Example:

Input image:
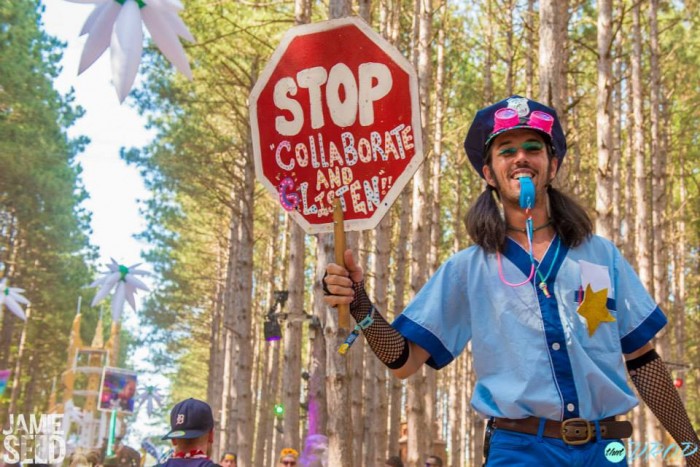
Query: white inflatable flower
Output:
[[136, 385, 163, 416], [67, 0, 195, 102], [0, 279, 29, 321], [90, 258, 150, 322]]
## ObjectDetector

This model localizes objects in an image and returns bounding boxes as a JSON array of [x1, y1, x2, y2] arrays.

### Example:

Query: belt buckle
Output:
[[561, 418, 593, 446]]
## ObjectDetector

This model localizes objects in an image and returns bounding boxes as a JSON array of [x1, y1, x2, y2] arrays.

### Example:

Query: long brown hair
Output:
[[465, 185, 593, 253]]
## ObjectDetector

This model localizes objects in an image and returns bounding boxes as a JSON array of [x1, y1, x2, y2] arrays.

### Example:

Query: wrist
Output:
[[350, 281, 372, 323]]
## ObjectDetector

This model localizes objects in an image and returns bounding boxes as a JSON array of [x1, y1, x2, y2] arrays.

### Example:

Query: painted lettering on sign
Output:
[[274, 63, 392, 135], [250, 18, 424, 233]]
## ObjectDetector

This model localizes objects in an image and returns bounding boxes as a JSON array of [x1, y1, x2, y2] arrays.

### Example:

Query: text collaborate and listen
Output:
[[273, 123, 415, 218]]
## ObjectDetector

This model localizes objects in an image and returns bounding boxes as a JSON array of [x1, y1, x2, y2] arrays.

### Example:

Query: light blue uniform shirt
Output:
[[393, 234, 666, 421]]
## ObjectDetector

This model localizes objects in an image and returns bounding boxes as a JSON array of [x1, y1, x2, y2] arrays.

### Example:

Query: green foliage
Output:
[[0, 0, 96, 414]]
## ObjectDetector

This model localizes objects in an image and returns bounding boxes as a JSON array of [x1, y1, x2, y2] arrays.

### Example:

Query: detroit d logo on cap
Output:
[[176, 414, 185, 425]]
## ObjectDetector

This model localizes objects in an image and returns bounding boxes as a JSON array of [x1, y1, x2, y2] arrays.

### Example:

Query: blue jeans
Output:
[[485, 428, 628, 466]]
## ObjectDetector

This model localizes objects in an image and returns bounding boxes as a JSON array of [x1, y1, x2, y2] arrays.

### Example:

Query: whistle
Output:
[[518, 176, 535, 209]]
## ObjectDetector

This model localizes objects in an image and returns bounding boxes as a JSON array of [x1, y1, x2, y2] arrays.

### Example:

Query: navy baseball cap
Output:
[[464, 95, 567, 178], [162, 398, 214, 440]]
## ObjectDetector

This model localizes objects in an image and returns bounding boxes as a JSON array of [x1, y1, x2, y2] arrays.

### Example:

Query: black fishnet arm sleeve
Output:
[[628, 349, 700, 466], [350, 281, 410, 370]]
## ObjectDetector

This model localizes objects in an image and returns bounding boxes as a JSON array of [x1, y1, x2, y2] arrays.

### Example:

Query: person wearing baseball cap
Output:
[[160, 398, 219, 467], [323, 96, 699, 465]]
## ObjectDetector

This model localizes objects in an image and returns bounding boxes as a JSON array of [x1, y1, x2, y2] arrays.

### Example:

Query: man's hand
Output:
[[323, 249, 364, 307]]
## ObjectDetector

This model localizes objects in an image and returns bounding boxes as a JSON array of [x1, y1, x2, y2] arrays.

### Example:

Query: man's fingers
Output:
[[323, 294, 354, 307], [324, 282, 353, 297], [326, 262, 350, 277], [344, 249, 359, 272]]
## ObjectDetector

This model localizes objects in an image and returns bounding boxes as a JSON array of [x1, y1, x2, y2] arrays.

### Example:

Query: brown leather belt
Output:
[[493, 417, 633, 446]]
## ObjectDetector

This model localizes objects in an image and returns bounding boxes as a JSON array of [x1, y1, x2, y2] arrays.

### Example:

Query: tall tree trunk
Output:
[[308, 242, 327, 437], [483, 1, 494, 103], [321, 0, 354, 462], [282, 222, 305, 450], [468, 347, 483, 466], [407, 0, 433, 462], [365, 215, 391, 465], [504, 0, 515, 96], [448, 356, 462, 467], [358, 0, 370, 22], [320, 231, 352, 467], [221, 198, 241, 453], [632, 0, 651, 293], [611, 36, 623, 247], [539, 0, 569, 187], [252, 212, 281, 465], [389, 192, 411, 459], [631, 5, 657, 462], [7, 305, 30, 416], [623, 70, 636, 262], [430, 6, 445, 277], [234, 140, 256, 466], [0, 219, 20, 372], [674, 150, 686, 404], [351, 233, 368, 467], [256, 214, 288, 466], [649, 0, 669, 356], [525, 0, 535, 98], [595, 0, 613, 237], [538, 0, 564, 111], [208, 242, 225, 457]]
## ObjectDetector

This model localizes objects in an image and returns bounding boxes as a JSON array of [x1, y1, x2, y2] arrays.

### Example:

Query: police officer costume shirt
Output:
[[393, 234, 667, 421], [392, 96, 667, 422]]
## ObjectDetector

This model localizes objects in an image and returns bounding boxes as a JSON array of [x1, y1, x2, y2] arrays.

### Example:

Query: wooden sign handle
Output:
[[333, 199, 351, 330]]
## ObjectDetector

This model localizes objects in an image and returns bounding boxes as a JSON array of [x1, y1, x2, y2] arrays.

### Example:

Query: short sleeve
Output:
[[612, 248, 667, 353], [392, 252, 473, 369]]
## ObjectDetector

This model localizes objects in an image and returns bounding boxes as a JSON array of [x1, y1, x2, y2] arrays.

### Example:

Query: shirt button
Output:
[[552, 342, 560, 351], [567, 403, 575, 412]]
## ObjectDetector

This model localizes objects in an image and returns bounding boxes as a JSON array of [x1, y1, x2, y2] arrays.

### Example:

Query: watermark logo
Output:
[[627, 441, 699, 461], [2, 414, 66, 464], [604, 441, 626, 463]]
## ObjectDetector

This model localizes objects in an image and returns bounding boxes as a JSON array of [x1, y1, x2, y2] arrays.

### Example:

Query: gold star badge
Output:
[[577, 284, 616, 336]]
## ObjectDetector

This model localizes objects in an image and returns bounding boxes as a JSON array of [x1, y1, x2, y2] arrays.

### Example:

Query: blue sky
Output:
[[41, 0, 169, 449], [43, 0, 153, 268]]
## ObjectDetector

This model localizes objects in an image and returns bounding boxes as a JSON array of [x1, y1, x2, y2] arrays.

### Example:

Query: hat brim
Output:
[[162, 428, 209, 440], [467, 126, 556, 179], [484, 125, 553, 148]]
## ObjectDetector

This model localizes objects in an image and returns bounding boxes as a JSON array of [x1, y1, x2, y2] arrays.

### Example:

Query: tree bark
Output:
[[407, 0, 433, 461], [595, 0, 613, 237], [282, 222, 305, 450], [525, 0, 535, 98], [233, 139, 256, 466]]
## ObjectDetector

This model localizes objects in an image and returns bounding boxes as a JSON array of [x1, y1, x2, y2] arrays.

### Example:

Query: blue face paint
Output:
[[518, 176, 535, 209]]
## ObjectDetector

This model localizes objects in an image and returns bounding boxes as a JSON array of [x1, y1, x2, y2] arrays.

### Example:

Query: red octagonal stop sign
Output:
[[250, 17, 423, 234]]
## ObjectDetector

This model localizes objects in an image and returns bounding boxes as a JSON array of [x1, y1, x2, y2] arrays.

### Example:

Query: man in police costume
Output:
[[323, 96, 700, 465]]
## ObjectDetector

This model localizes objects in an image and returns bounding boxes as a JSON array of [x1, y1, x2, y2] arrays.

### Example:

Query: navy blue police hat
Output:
[[464, 95, 567, 178], [162, 398, 214, 440]]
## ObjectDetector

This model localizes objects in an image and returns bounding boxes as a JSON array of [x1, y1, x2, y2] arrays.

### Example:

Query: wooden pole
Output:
[[333, 199, 351, 330]]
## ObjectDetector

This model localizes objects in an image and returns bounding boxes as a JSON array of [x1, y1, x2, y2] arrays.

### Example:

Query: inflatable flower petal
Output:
[[136, 385, 163, 416], [141, 6, 192, 78], [111, 0, 143, 103], [71, 0, 195, 103], [90, 258, 150, 322], [78, 1, 121, 74], [0, 279, 29, 321]]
